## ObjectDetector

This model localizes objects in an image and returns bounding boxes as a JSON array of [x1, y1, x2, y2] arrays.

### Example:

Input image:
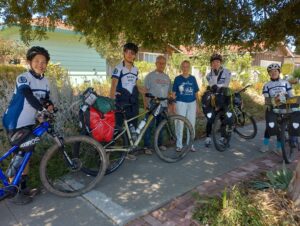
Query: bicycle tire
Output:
[[212, 113, 232, 152], [77, 131, 127, 176], [234, 112, 257, 139], [104, 132, 127, 175], [39, 136, 107, 197], [154, 115, 194, 163], [280, 121, 296, 164]]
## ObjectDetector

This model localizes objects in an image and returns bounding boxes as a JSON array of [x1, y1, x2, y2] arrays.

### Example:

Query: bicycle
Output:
[[265, 96, 300, 163], [212, 85, 257, 152], [0, 110, 107, 201], [79, 92, 195, 176]]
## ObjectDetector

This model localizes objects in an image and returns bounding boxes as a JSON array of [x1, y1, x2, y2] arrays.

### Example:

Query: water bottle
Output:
[[136, 118, 147, 134], [129, 124, 137, 141], [6, 151, 24, 178], [279, 93, 286, 103]]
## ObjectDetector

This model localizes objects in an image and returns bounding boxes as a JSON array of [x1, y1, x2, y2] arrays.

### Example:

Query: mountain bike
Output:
[[79, 92, 195, 176], [0, 111, 107, 200], [212, 85, 257, 152], [265, 96, 300, 163]]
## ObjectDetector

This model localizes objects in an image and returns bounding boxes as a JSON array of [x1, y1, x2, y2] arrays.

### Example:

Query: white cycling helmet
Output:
[[267, 63, 281, 72]]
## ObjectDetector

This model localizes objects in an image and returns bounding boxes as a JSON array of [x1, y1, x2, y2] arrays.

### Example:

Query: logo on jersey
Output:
[[18, 76, 27, 84], [113, 68, 119, 75]]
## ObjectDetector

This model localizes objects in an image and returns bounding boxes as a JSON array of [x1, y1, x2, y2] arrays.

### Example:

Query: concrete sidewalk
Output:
[[0, 122, 280, 226]]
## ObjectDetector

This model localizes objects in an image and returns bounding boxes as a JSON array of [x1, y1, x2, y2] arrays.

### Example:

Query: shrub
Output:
[[251, 164, 293, 190], [193, 186, 266, 225], [281, 63, 294, 76], [293, 68, 300, 79]]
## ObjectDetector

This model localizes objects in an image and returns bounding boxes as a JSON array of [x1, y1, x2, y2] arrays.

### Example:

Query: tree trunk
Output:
[[288, 161, 300, 207]]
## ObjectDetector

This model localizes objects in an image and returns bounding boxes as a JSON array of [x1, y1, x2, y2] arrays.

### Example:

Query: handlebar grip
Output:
[[145, 93, 155, 98]]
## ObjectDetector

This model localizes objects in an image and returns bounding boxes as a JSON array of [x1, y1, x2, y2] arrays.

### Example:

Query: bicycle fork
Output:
[[53, 136, 77, 170]]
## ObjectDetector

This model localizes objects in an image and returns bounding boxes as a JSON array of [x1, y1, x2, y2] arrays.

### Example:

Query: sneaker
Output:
[[190, 145, 196, 152], [144, 148, 153, 155], [22, 187, 40, 197], [176, 147, 182, 152], [10, 191, 33, 205], [205, 137, 211, 147], [259, 145, 270, 153], [219, 137, 226, 146], [126, 154, 137, 161], [159, 146, 167, 151]]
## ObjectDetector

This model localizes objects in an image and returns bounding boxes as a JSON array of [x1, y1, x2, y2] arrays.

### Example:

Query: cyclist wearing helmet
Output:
[[202, 53, 232, 147], [109, 42, 145, 159], [260, 63, 293, 153], [2, 46, 54, 204]]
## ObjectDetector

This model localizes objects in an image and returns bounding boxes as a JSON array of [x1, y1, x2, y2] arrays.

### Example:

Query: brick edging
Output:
[[127, 152, 300, 226]]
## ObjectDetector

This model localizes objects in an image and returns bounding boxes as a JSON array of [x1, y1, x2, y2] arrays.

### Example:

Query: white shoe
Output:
[[219, 137, 226, 146], [176, 147, 182, 152], [190, 145, 196, 152], [159, 146, 167, 151], [205, 137, 211, 147], [259, 145, 270, 153]]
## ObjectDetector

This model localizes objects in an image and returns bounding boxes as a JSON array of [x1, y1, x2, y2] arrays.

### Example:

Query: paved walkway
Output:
[[1, 122, 298, 226], [127, 152, 300, 226]]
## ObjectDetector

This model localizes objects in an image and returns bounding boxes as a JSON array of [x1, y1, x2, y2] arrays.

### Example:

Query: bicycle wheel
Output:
[[77, 131, 127, 176], [212, 113, 232, 152], [154, 115, 194, 163], [280, 121, 296, 164], [40, 136, 107, 197], [104, 132, 127, 175], [234, 111, 257, 139]]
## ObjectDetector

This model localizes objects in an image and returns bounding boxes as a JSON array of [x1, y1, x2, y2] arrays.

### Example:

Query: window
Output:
[[141, 52, 162, 63]]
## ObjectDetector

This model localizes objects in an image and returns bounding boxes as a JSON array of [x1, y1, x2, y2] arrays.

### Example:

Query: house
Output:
[[0, 25, 165, 85], [0, 25, 109, 85]]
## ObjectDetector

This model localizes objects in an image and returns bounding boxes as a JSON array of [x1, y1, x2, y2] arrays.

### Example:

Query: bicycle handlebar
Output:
[[145, 93, 176, 103], [237, 84, 251, 94]]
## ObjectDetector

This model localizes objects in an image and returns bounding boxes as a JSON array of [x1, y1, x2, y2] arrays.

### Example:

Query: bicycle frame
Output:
[[104, 101, 168, 152], [0, 121, 51, 200]]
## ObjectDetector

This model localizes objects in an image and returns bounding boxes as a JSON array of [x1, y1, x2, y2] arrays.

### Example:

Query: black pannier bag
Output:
[[266, 110, 278, 136], [288, 111, 300, 136]]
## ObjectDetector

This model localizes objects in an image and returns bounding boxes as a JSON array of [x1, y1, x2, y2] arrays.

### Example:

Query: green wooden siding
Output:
[[0, 26, 107, 74]]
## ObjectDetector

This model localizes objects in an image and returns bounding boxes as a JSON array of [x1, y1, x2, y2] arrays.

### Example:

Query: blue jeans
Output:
[[144, 109, 166, 148]]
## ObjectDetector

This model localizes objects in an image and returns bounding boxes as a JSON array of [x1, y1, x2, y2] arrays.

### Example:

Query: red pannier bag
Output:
[[85, 107, 115, 142]]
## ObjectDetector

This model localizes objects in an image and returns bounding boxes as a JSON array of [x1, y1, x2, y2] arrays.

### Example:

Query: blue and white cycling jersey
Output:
[[112, 61, 138, 94], [3, 71, 50, 130], [262, 79, 293, 98]]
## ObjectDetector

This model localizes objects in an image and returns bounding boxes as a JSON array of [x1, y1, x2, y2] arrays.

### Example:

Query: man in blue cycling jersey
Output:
[[3, 46, 54, 204]]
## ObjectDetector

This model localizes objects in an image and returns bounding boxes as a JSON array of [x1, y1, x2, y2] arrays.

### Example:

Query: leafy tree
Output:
[[1, 1, 299, 51]]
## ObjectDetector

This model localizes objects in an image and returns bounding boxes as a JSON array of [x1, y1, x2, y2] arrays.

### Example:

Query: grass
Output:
[[193, 164, 300, 226], [193, 185, 267, 226]]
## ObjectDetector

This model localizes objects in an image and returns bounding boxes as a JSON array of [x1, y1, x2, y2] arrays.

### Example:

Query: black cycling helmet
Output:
[[210, 53, 222, 63], [26, 46, 50, 62], [123, 42, 138, 54]]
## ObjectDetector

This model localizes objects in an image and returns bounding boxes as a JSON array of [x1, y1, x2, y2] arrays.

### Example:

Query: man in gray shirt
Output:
[[143, 55, 171, 154]]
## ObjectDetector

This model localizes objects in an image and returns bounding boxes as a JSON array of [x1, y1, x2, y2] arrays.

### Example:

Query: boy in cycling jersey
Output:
[[202, 54, 232, 147], [109, 43, 145, 160], [2, 46, 54, 204], [260, 63, 293, 154]]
